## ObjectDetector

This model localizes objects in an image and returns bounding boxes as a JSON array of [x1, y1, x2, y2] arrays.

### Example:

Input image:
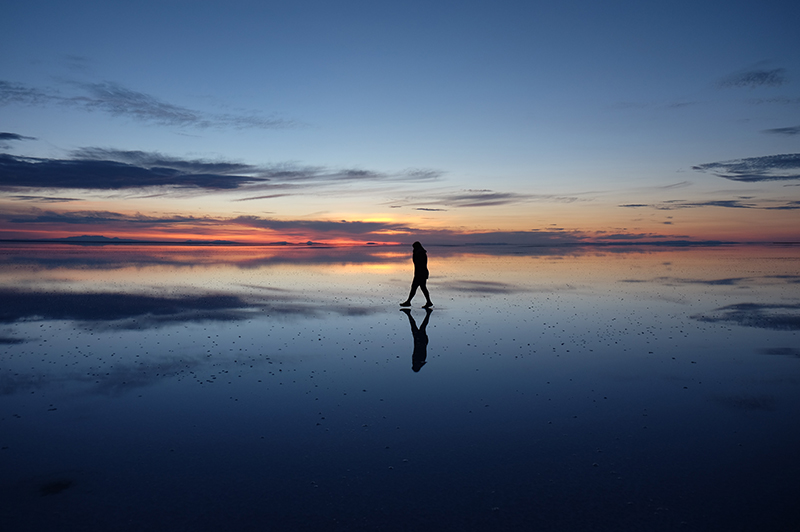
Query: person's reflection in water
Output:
[[401, 307, 432, 372]]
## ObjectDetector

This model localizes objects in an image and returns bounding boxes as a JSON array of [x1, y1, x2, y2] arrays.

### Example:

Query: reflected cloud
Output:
[[439, 279, 526, 294], [619, 275, 800, 288], [758, 347, 800, 358], [0, 357, 186, 396], [0, 349, 269, 397], [692, 303, 800, 330], [0, 288, 379, 330]]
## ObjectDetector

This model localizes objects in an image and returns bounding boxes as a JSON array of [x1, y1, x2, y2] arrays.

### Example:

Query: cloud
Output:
[[230, 215, 412, 235], [0, 152, 265, 191], [0, 79, 295, 129], [692, 303, 800, 330], [7, 195, 81, 203], [0, 148, 442, 193], [718, 67, 788, 89], [0, 131, 37, 149], [6, 209, 224, 226], [762, 125, 800, 136], [620, 198, 800, 210], [748, 97, 800, 105], [439, 190, 536, 207], [0, 80, 51, 105], [0, 132, 36, 141], [621, 199, 752, 210], [232, 193, 293, 202], [395, 189, 579, 209], [692, 154, 800, 182], [251, 165, 441, 184]]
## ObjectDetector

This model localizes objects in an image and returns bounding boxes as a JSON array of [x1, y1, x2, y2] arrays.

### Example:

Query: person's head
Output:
[[412, 241, 424, 251]]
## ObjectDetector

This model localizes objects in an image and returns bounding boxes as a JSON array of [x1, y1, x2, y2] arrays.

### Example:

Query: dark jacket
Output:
[[412, 248, 428, 281]]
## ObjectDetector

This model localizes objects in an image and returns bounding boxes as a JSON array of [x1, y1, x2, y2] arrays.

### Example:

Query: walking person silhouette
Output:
[[400, 241, 433, 308]]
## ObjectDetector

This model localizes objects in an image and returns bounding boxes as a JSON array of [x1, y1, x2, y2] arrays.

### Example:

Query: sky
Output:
[[1, 0, 799, 244]]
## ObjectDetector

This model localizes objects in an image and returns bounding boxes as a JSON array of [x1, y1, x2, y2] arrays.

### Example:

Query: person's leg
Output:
[[420, 281, 432, 307], [401, 279, 420, 306]]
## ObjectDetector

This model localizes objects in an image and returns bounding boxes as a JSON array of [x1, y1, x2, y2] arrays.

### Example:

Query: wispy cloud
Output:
[[0, 132, 36, 141], [762, 125, 800, 136], [394, 189, 579, 209], [6, 209, 223, 227], [0, 131, 37, 149], [620, 198, 800, 210], [8, 195, 81, 203], [610, 100, 701, 111], [747, 97, 800, 105], [0, 79, 295, 129], [230, 215, 413, 235], [692, 153, 800, 182], [718, 67, 788, 89]]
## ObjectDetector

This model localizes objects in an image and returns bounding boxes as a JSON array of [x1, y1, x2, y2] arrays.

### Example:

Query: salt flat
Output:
[[1, 243, 799, 531]]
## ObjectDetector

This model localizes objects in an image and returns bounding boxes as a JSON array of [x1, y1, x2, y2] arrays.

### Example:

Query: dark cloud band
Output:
[[762, 125, 800, 136], [0, 153, 263, 190], [0, 148, 442, 192], [692, 153, 800, 182]]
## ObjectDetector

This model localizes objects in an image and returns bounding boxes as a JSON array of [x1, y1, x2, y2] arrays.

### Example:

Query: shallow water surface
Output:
[[1, 243, 799, 531]]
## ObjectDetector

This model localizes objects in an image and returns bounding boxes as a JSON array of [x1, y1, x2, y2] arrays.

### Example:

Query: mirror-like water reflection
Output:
[[1, 243, 799, 531]]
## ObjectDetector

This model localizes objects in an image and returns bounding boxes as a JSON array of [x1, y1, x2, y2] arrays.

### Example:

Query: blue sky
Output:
[[2, 0, 799, 243]]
